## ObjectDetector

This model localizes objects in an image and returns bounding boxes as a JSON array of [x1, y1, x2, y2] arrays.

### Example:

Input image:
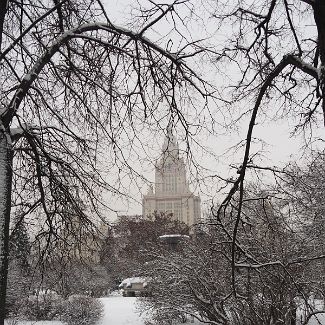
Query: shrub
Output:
[[60, 295, 104, 325], [18, 290, 63, 320]]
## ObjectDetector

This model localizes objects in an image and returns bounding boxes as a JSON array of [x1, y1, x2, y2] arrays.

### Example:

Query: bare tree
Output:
[[0, 0, 211, 322], [139, 222, 232, 325], [202, 0, 325, 310], [279, 150, 325, 300], [97, 1, 325, 323], [141, 182, 325, 325]]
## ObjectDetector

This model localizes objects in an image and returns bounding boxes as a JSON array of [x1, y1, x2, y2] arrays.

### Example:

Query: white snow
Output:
[[296, 298, 325, 325], [5, 295, 324, 325], [10, 127, 24, 138], [5, 320, 65, 325], [99, 296, 145, 325], [119, 277, 147, 287], [307, 314, 325, 325], [159, 234, 189, 238]]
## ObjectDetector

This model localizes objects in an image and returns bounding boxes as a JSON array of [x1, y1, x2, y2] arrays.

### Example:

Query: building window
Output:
[[164, 174, 177, 193], [174, 202, 181, 220], [157, 202, 165, 211]]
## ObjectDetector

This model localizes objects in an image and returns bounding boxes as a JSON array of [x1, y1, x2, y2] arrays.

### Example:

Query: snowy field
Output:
[[4, 295, 325, 325]]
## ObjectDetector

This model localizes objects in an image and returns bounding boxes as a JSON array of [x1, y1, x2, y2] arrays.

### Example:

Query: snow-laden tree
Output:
[[101, 212, 189, 281], [0, 0, 210, 322], [140, 229, 232, 325], [6, 218, 32, 317], [9, 218, 31, 273], [231, 190, 303, 325], [140, 190, 308, 325], [279, 150, 325, 299], [200, 0, 325, 310]]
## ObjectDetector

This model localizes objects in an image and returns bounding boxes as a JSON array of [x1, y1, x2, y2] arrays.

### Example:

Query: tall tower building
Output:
[[142, 126, 201, 227]]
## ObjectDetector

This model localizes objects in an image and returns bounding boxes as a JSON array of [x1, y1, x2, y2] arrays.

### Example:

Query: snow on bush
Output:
[[18, 290, 63, 320], [60, 295, 104, 325]]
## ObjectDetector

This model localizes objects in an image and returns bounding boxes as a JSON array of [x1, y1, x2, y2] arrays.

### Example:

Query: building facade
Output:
[[142, 127, 201, 227]]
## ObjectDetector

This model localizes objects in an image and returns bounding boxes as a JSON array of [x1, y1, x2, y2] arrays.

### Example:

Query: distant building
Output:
[[119, 277, 149, 297], [142, 126, 201, 227]]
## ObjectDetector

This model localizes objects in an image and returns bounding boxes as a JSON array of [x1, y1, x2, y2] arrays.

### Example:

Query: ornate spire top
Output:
[[162, 121, 179, 157]]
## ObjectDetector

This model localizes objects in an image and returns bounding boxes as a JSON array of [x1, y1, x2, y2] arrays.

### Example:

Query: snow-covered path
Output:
[[99, 296, 145, 325]]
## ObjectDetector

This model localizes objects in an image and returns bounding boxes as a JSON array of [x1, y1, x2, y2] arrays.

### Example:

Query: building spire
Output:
[[162, 121, 179, 158], [142, 120, 201, 227]]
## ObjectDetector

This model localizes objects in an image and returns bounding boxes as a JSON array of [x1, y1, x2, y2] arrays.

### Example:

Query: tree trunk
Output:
[[313, 0, 325, 123], [0, 129, 13, 325], [0, 0, 9, 51]]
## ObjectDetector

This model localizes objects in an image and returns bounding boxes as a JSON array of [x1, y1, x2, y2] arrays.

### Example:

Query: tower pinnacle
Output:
[[162, 122, 179, 160], [142, 125, 201, 226]]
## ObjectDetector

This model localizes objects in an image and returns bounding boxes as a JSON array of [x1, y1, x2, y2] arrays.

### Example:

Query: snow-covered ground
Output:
[[5, 296, 145, 325], [99, 296, 145, 325], [5, 295, 325, 325], [5, 319, 62, 325], [307, 314, 325, 325], [297, 298, 325, 325]]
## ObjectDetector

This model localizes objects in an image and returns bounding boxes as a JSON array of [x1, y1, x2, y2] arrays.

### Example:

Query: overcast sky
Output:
[[100, 0, 324, 220]]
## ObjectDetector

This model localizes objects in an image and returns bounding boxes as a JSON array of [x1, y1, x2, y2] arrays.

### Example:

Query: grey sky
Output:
[[100, 0, 324, 219]]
